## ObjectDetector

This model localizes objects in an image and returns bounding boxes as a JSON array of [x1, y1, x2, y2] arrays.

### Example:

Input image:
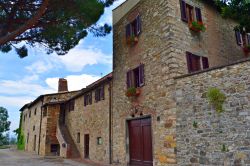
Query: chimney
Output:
[[58, 78, 68, 92]]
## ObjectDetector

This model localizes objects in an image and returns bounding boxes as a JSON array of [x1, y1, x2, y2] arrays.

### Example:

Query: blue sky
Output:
[[0, 0, 125, 134]]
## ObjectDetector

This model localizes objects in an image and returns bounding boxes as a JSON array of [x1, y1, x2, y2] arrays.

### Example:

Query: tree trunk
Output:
[[0, 0, 49, 45]]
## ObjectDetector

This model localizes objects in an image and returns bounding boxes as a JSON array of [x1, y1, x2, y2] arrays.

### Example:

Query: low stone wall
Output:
[[175, 60, 250, 165]]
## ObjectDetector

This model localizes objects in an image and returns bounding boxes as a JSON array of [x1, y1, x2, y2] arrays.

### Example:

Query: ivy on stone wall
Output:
[[207, 88, 226, 113], [17, 112, 25, 150]]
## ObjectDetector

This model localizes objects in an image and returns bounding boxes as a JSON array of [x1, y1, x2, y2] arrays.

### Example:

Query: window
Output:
[[29, 110, 31, 118], [95, 86, 105, 102], [43, 107, 47, 117], [97, 137, 103, 145], [127, 64, 145, 88], [23, 115, 26, 122], [77, 133, 80, 143], [235, 31, 243, 46], [34, 108, 37, 115], [69, 100, 75, 111], [235, 31, 250, 46], [84, 92, 92, 106], [186, 52, 209, 73], [180, 0, 203, 24], [126, 15, 141, 41], [27, 133, 29, 143], [33, 125, 35, 131]]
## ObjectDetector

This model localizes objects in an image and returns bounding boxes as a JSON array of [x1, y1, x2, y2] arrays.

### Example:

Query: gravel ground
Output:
[[0, 148, 91, 166]]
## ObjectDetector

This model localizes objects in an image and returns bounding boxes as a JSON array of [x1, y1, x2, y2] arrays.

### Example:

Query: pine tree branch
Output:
[[0, 0, 49, 45]]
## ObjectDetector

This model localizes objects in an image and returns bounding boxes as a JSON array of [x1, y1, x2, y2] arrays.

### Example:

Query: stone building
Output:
[[20, 79, 80, 156], [20, 74, 113, 165], [111, 0, 248, 165], [19, 0, 250, 165]]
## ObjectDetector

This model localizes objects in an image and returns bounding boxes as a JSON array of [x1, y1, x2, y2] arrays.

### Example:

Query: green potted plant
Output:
[[125, 87, 140, 97], [189, 21, 206, 32]]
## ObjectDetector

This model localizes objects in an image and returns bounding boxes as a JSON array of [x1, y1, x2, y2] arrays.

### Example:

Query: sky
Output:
[[0, 0, 126, 135]]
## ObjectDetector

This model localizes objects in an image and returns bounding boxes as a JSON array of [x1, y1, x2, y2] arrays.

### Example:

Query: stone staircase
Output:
[[56, 108, 80, 159], [58, 124, 80, 158]]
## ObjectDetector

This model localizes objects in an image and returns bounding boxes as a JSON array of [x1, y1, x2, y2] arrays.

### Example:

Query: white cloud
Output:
[[46, 74, 101, 91], [0, 96, 33, 108], [25, 61, 53, 74], [54, 48, 112, 72], [0, 79, 54, 96]]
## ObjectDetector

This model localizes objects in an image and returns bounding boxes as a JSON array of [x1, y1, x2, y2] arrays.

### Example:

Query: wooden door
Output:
[[33, 135, 36, 151], [84, 134, 89, 158], [128, 118, 153, 166]]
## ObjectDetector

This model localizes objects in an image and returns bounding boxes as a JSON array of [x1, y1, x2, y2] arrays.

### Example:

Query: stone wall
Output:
[[65, 82, 111, 164], [172, 0, 244, 75], [175, 59, 250, 165], [22, 101, 42, 154]]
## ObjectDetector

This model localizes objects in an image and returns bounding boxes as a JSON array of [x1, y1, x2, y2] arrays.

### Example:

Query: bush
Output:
[[207, 88, 226, 113]]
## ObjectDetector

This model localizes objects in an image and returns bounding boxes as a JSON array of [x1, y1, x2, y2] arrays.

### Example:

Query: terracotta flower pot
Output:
[[243, 47, 250, 57]]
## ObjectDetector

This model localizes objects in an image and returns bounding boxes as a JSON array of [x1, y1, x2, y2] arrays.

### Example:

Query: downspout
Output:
[[38, 98, 44, 155], [108, 78, 112, 164]]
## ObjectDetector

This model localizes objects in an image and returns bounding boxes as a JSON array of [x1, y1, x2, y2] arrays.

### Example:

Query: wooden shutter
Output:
[[235, 31, 243, 45], [186, 52, 192, 73], [195, 7, 202, 22], [247, 33, 250, 45], [180, 0, 188, 22], [84, 95, 86, 106], [89, 93, 92, 105], [126, 24, 131, 39], [101, 85, 105, 100], [139, 64, 145, 87], [202, 57, 209, 69], [136, 15, 141, 36], [127, 71, 133, 88], [186, 52, 201, 73]]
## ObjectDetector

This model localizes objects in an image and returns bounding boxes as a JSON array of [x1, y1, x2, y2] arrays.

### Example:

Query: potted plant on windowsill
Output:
[[125, 87, 141, 97], [189, 21, 206, 32], [127, 35, 139, 46], [243, 45, 250, 56]]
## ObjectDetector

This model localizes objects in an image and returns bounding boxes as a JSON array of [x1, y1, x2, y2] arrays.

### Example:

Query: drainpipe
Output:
[[38, 98, 44, 155], [108, 78, 112, 164]]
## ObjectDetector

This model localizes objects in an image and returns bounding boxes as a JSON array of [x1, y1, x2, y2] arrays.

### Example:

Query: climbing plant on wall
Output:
[[207, 87, 226, 113], [17, 112, 25, 150]]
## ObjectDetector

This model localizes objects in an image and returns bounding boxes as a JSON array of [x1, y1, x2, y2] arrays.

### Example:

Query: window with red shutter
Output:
[[125, 15, 142, 43], [180, 1, 203, 25], [126, 64, 145, 89], [186, 52, 209, 73]]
